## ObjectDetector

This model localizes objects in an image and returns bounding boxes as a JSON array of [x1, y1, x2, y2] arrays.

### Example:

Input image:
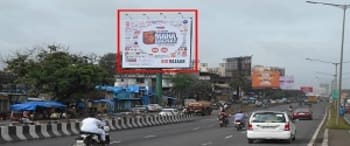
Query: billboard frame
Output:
[[116, 8, 199, 74]]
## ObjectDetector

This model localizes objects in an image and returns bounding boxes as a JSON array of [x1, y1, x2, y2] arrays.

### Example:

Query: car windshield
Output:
[[251, 112, 286, 123]]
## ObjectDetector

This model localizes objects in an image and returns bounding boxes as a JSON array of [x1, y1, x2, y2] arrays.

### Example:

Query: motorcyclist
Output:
[[80, 113, 107, 144], [288, 105, 294, 116], [233, 110, 245, 123], [288, 105, 293, 112], [218, 106, 229, 122]]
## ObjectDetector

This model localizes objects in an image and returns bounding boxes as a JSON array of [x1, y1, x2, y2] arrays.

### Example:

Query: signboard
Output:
[[121, 14, 192, 68], [301, 86, 313, 93], [332, 89, 339, 100], [251, 66, 280, 89], [280, 76, 294, 90]]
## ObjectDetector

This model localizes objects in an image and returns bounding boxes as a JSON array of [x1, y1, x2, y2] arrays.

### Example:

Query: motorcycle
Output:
[[233, 120, 245, 130], [218, 113, 229, 127], [72, 125, 111, 146]]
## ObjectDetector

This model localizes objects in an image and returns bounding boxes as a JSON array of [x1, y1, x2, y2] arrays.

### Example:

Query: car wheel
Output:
[[286, 137, 293, 144], [292, 131, 296, 141], [248, 139, 254, 144]]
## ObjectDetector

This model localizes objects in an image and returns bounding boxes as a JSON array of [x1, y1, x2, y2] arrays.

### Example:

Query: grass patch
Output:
[[327, 104, 350, 129]]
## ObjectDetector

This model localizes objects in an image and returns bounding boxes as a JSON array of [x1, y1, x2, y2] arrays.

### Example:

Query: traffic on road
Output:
[[2, 101, 327, 146]]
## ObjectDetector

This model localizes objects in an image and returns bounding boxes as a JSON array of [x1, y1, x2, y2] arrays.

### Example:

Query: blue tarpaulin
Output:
[[10, 101, 66, 111], [92, 99, 115, 113], [95, 85, 141, 94]]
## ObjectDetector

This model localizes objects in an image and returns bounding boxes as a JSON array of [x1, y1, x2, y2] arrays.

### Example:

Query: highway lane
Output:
[[3, 103, 326, 146]]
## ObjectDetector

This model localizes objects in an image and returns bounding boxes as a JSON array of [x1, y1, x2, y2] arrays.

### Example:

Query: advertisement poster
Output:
[[121, 17, 193, 68], [300, 86, 313, 93], [251, 66, 281, 89], [280, 76, 294, 90]]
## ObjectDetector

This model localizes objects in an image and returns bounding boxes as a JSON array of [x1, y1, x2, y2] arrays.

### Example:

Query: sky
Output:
[[1, 0, 350, 90]]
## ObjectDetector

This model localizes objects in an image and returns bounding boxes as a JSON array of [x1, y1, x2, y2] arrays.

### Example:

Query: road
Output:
[[3, 103, 326, 146]]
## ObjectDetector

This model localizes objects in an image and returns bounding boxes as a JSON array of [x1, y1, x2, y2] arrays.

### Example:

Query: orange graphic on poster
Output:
[[252, 66, 280, 89]]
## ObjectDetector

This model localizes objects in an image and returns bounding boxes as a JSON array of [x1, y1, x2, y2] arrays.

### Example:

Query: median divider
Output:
[[0, 113, 195, 144]]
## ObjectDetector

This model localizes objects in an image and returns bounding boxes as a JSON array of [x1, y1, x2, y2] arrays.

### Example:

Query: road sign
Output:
[[332, 90, 339, 100]]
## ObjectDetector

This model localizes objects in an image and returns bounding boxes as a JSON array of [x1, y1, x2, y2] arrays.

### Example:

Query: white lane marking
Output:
[[192, 127, 201, 131], [225, 135, 233, 139], [307, 108, 328, 146], [201, 141, 213, 146], [110, 140, 121, 144], [144, 134, 157, 139]]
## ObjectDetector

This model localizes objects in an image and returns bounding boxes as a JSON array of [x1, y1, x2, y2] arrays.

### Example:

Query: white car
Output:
[[247, 111, 296, 144], [159, 108, 179, 116], [147, 104, 162, 112]]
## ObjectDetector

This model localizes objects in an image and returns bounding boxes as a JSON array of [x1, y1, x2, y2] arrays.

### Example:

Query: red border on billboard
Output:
[[116, 8, 199, 74]]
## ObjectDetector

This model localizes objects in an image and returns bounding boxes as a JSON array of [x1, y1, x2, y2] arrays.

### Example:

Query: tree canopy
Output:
[[98, 53, 116, 77], [5, 45, 111, 101]]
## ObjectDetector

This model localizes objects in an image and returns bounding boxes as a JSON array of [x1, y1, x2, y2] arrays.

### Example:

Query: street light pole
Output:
[[306, 58, 339, 94], [337, 6, 346, 126], [306, 1, 350, 126]]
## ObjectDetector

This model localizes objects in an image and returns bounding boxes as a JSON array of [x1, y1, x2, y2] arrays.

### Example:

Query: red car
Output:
[[292, 108, 313, 120]]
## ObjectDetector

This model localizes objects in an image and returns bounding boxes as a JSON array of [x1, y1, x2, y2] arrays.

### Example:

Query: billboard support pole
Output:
[[156, 73, 163, 105]]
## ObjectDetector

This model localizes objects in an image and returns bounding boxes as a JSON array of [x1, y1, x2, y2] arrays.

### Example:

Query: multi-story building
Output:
[[200, 63, 209, 73], [219, 56, 252, 77]]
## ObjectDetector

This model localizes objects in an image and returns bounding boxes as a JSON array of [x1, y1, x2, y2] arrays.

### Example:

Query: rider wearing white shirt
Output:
[[80, 114, 106, 143]]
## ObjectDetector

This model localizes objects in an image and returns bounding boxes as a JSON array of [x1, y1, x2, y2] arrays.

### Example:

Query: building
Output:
[[219, 56, 252, 77], [0, 71, 26, 113], [200, 63, 209, 73]]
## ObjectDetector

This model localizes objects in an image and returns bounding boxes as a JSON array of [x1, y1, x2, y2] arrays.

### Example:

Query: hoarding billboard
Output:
[[280, 76, 294, 90], [300, 86, 313, 93], [120, 11, 193, 69], [251, 66, 280, 89]]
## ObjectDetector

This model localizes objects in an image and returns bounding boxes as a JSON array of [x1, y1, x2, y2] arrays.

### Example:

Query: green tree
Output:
[[170, 74, 195, 105], [229, 71, 251, 96], [99, 53, 116, 77], [189, 80, 213, 101], [5, 45, 111, 101]]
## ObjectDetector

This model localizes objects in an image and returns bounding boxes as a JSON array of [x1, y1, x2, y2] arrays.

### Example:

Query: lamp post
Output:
[[305, 57, 350, 125], [306, 58, 340, 92], [306, 0, 350, 126]]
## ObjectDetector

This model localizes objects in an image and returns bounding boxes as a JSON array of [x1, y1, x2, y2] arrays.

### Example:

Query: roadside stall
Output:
[[10, 101, 66, 123]]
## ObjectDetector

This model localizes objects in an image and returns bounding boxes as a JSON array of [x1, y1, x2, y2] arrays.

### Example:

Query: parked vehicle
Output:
[[146, 104, 162, 112], [292, 108, 312, 120], [159, 108, 179, 116], [247, 111, 296, 144], [131, 105, 147, 114]]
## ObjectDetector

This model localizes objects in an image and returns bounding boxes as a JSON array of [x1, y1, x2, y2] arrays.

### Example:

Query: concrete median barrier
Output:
[[0, 114, 195, 144]]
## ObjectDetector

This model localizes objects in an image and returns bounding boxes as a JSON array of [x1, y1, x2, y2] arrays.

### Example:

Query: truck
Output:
[[307, 95, 318, 104], [186, 100, 212, 116]]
